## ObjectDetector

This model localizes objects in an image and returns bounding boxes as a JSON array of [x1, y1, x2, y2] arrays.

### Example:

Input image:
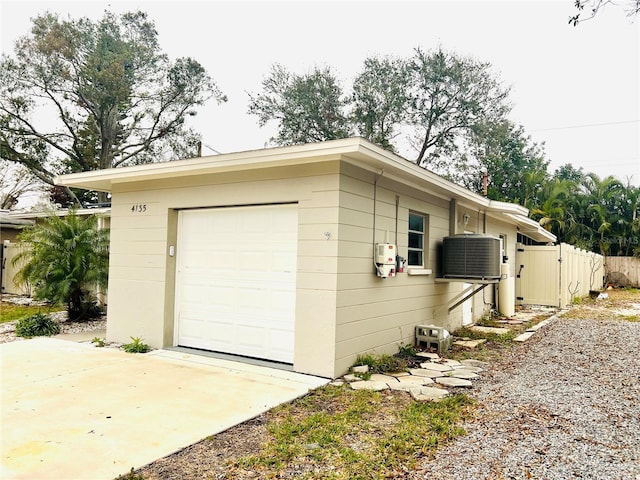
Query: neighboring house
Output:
[[0, 210, 34, 243], [1, 210, 34, 295], [56, 138, 555, 378], [1, 207, 111, 297]]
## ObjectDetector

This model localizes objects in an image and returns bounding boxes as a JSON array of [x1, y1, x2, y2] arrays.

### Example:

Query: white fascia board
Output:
[[54, 137, 533, 222], [54, 139, 360, 192], [9, 207, 111, 219], [503, 213, 557, 243]]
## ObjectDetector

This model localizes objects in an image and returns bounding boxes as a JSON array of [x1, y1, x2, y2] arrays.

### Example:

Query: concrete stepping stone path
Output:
[[343, 356, 486, 400]]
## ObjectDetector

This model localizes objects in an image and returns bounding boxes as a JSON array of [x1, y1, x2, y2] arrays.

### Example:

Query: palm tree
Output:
[[13, 210, 109, 321]]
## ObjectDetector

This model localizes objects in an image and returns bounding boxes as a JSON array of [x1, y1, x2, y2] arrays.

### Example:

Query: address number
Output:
[[131, 204, 147, 213]]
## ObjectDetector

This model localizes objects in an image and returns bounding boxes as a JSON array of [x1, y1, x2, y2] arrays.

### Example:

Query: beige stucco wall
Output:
[[105, 161, 342, 378]]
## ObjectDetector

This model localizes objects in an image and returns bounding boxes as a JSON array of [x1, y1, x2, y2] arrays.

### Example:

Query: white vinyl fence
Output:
[[605, 257, 640, 287], [515, 243, 605, 307]]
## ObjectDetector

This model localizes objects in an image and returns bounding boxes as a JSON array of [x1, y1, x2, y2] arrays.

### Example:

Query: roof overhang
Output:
[[8, 207, 111, 220], [503, 212, 556, 243], [54, 137, 553, 241]]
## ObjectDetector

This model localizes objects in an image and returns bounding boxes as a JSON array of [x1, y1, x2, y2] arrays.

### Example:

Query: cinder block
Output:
[[415, 324, 452, 354]]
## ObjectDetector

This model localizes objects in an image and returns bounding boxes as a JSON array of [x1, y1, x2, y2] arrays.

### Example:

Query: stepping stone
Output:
[[455, 366, 483, 373], [439, 359, 462, 367], [526, 319, 551, 332], [330, 380, 345, 387], [514, 331, 535, 342], [388, 382, 422, 392], [349, 381, 389, 391], [461, 359, 489, 368], [448, 370, 480, 380], [387, 371, 410, 377], [436, 377, 473, 388], [369, 373, 398, 383], [416, 352, 440, 360], [397, 375, 434, 385], [419, 362, 453, 372], [453, 339, 487, 349], [409, 368, 445, 378], [343, 374, 359, 382], [389, 377, 433, 391], [470, 326, 510, 335], [409, 386, 450, 401]]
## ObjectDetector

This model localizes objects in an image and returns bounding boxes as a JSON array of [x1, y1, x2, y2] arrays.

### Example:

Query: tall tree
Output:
[[351, 56, 409, 152], [249, 47, 510, 178], [406, 48, 511, 172], [463, 120, 549, 206], [247, 64, 351, 146], [0, 10, 226, 205]]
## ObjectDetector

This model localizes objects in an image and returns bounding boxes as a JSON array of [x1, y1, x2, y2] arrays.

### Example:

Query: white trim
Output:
[[407, 268, 433, 276]]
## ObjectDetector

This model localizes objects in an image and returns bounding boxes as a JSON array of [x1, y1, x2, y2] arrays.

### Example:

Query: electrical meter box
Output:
[[375, 243, 397, 278]]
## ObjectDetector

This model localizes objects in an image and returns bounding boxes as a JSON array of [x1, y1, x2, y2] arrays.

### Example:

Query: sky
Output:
[[1, 0, 639, 192]]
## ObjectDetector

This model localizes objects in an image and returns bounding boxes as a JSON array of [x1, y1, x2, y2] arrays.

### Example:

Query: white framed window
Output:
[[408, 211, 428, 267]]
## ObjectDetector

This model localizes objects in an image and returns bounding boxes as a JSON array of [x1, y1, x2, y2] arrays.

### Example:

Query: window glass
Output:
[[408, 212, 427, 267]]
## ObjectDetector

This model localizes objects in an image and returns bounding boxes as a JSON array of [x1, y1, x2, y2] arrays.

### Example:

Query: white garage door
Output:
[[175, 204, 298, 363]]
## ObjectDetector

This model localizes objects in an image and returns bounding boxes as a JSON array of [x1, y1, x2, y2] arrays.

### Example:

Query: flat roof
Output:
[[55, 137, 555, 243]]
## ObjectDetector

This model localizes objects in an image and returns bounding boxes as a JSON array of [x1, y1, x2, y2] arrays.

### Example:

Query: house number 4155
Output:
[[131, 204, 147, 213]]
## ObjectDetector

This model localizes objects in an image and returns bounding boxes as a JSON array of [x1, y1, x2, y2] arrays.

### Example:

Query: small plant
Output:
[[91, 337, 105, 347], [397, 342, 417, 357], [15, 313, 60, 337], [122, 337, 151, 353], [354, 371, 372, 381], [354, 353, 408, 374]]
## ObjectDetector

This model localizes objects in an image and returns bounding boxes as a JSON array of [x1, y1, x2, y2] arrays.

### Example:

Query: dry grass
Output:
[[562, 288, 640, 322]]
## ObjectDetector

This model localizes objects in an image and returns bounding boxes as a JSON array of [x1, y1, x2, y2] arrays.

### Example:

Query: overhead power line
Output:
[[530, 119, 640, 133]]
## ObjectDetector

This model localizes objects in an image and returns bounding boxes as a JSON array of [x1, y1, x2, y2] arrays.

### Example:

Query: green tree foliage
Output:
[[13, 211, 109, 320], [0, 10, 226, 205], [249, 48, 510, 182], [531, 173, 640, 256], [463, 121, 549, 207], [406, 48, 510, 172], [248, 64, 351, 145], [351, 56, 409, 152]]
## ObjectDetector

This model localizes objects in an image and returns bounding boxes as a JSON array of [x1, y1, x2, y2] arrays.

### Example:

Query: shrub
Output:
[[123, 337, 151, 353], [13, 210, 109, 322], [15, 313, 60, 337]]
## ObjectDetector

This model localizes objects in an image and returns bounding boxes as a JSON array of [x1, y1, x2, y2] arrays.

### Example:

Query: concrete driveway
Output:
[[0, 338, 327, 480]]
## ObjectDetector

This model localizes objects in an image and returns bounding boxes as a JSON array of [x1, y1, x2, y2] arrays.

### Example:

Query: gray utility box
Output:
[[415, 324, 452, 354]]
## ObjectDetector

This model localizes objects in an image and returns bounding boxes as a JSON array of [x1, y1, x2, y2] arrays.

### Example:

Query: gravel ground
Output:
[[412, 315, 640, 480]]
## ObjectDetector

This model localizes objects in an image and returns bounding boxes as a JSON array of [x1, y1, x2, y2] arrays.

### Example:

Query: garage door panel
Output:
[[176, 205, 297, 363]]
